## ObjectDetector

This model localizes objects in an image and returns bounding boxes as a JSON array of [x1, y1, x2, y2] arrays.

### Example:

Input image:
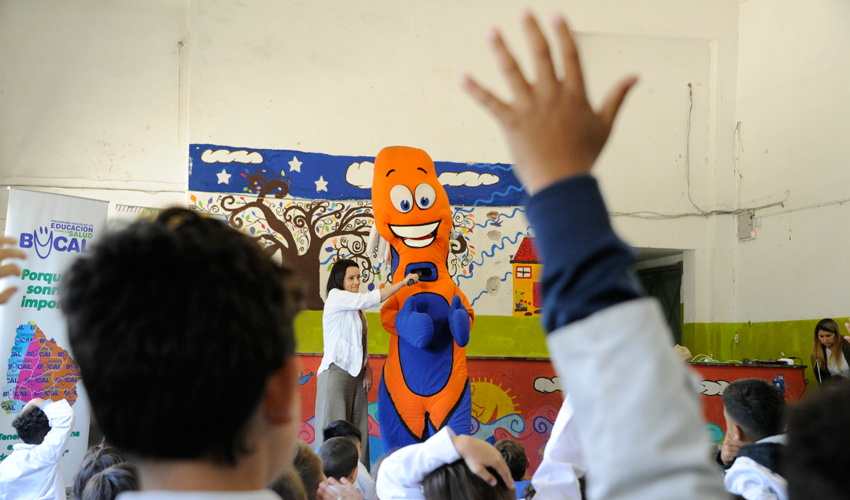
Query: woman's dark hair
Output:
[[326, 259, 359, 296], [60, 207, 300, 465], [422, 460, 514, 500], [80, 462, 139, 500], [11, 406, 50, 445], [269, 467, 308, 500], [72, 446, 127, 500], [293, 441, 324, 500]]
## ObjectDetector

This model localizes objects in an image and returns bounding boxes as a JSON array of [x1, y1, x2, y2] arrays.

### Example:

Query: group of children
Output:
[[0, 398, 138, 500], [0, 9, 848, 500]]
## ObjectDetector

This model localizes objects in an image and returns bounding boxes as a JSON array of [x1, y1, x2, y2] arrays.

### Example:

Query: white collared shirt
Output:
[[355, 461, 377, 500], [0, 400, 76, 500], [825, 348, 850, 378], [723, 435, 788, 500], [375, 427, 460, 500], [319, 288, 382, 377]]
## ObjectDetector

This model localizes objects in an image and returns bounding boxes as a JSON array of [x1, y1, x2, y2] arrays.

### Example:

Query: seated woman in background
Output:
[[812, 318, 850, 385]]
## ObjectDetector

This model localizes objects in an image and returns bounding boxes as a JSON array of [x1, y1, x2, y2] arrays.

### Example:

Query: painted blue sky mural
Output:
[[189, 143, 526, 207]]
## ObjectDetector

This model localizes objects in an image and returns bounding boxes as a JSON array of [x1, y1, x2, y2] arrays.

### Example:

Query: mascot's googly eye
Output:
[[390, 185, 414, 213], [414, 183, 437, 210]]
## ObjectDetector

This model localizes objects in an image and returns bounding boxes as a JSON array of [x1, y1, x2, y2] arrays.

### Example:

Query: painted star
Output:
[[315, 176, 328, 192], [288, 156, 302, 173], [216, 168, 231, 185]]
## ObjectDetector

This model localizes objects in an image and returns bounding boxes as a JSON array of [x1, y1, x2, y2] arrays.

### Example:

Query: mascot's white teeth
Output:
[[389, 221, 440, 248]]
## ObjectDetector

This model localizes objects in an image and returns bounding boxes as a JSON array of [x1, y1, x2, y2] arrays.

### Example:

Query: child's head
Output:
[[72, 445, 127, 500], [61, 208, 302, 478], [323, 420, 362, 457], [317, 437, 359, 483], [293, 441, 325, 500], [11, 404, 50, 445], [80, 462, 139, 500], [269, 467, 308, 500], [495, 438, 529, 481], [721, 378, 785, 443], [422, 460, 514, 500], [786, 384, 850, 498]]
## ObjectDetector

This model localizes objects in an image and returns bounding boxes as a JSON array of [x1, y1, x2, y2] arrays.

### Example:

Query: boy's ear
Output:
[[728, 422, 744, 442], [264, 357, 300, 425], [348, 464, 359, 483]]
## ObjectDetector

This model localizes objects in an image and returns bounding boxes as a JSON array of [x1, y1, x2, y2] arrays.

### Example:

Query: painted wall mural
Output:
[[188, 143, 562, 469], [189, 144, 524, 206], [296, 355, 563, 475], [188, 144, 536, 316]]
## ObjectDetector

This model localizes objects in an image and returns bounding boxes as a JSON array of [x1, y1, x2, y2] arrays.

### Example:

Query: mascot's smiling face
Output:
[[372, 146, 452, 256]]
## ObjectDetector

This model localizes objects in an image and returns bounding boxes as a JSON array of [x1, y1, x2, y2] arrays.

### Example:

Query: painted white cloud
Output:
[[534, 376, 563, 394], [346, 161, 375, 189], [699, 380, 729, 397], [438, 171, 500, 188], [201, 149, 263, 164]]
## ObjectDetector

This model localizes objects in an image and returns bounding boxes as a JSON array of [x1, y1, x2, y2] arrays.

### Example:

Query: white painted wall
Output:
[[20, 0, 844, 328], [0, 0, 190, 226], [733, 0, 850, 322]]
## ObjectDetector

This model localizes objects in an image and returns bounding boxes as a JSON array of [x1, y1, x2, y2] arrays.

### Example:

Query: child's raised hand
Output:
[[461, 11, 637, 195], [451, 433, 515, 490]]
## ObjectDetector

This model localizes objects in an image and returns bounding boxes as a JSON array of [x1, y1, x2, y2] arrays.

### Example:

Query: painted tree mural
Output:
[[190, 171, 483, 310], [197, 172, 371, 309]]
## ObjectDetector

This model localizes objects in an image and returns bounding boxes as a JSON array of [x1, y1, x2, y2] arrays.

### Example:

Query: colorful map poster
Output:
[[2, 322, 80, 413]]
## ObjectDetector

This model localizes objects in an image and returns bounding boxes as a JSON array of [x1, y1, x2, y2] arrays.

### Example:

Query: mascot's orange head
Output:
[[372, 146, 452, 260]]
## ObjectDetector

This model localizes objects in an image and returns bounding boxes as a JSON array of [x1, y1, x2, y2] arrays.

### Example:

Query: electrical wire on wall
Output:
[[610, 83, 787, 220]]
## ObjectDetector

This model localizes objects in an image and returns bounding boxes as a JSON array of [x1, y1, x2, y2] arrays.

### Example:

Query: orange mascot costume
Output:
[[372, 146, 474, 449]]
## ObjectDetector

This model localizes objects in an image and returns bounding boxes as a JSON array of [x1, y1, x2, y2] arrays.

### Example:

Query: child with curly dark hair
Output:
[[0, 398, 75, 500]]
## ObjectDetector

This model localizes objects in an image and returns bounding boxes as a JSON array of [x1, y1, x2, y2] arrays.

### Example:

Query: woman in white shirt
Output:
[[314, 259, 419, 469], [811, 318, 850, 385]]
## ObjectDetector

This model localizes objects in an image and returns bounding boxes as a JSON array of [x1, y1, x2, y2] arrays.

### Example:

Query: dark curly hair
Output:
[[11, 406, 50, 444], [60, 208, 300, 465]]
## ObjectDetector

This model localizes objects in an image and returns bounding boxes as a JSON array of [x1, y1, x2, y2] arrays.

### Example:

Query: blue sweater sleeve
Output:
[[525, 175, 643, 333]]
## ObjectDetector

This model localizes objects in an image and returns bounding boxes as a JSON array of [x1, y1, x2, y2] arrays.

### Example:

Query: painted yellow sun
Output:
[[470, 377, 519, 424]]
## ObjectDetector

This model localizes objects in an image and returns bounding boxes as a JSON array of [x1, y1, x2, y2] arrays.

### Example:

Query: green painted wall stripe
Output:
[[295, 310, 550, 357], [682, 318, 846, 391]]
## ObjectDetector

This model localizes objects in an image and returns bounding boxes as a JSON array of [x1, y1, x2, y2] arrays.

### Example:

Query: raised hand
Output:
[[461, 12, 637, 195], [448, 295, 471, 347], [0, 237, 25, 304], [451, 433, 515, 490]]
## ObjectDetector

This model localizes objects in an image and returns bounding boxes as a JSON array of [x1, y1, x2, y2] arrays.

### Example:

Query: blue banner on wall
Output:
[[188, 144, 526, 207]]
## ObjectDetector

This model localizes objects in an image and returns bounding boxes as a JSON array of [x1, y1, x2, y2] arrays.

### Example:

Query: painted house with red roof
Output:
[[510, 235, 542, 316]]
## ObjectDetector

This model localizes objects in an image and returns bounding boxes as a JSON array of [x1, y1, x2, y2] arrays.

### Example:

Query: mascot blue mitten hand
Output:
[[448, 295, 471, 347], [396, 295, 435, 348]]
